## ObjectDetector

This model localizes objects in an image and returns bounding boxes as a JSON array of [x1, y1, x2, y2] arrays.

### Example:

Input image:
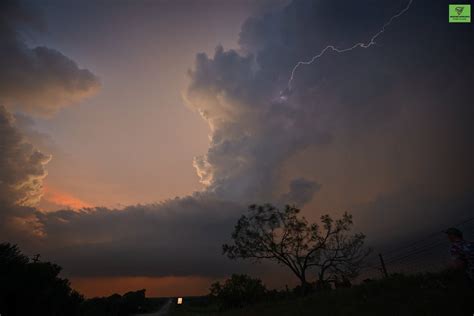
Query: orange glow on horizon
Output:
[[42, 185, 92, 210], [70, 276, 220, 298]]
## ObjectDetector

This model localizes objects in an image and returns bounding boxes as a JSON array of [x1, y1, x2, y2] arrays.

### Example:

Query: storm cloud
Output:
[[182, 0, 474, 272], [186, 0, 473, 219], [34, 195, 244, 277], [0, 0, 100, 116], [279, 178, 321, 207], [0, 105, 50, 242], [187, 45, 329, 204], [0, 105, 50, 207]]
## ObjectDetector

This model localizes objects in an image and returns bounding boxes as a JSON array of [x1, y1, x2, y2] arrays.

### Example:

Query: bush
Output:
[[209, 274, 268, 309]]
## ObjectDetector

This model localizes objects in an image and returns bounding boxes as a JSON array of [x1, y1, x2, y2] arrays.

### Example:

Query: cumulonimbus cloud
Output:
[[0, 106, 51, 207], [0, 105, 51, 242], [186, 45, 328, 204], [186, 0, 473, 209]]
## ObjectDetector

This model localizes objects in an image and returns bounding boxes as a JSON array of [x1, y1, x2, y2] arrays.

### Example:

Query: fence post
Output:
[[379, 253, 389, 278]]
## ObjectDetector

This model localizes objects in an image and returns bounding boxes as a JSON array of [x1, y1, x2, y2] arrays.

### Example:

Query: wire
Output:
[[360, 217, 474, 279]]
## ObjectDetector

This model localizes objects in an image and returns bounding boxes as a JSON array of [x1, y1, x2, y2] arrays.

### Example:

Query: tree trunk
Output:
[[299, 274, 310, 296], [316, 268, 329, 291]]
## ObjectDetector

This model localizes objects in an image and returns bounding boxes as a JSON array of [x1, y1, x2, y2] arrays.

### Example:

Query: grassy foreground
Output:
[[170, 271, 473, 316]]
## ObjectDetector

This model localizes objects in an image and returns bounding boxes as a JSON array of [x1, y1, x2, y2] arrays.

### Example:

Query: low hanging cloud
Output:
[[35, 195, 245, 277], [1, 0, 473, 282], [0, 0, 100, 116]]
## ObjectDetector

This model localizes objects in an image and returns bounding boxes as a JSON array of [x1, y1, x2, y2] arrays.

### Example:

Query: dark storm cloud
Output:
[[187, 45, 330, 203], [34, 195, 245, 277], [0, 0, 100, 116], [2, 0, 474, 280], [186, 0, 473, 234], [279, 178, 321, 207], [355, 190, 474, 249]]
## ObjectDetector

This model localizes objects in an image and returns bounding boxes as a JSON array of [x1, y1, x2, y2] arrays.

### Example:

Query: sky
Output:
[[25, 0, 256, 209], [0, 0, 473, 297]]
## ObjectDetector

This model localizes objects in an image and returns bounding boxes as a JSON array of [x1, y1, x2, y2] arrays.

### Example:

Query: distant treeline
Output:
[[0, 243, 163, 316], [82, 290, 166, 316]]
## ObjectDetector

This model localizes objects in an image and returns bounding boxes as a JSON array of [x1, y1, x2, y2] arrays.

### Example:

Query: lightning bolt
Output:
[[285, 0, 413, 93]]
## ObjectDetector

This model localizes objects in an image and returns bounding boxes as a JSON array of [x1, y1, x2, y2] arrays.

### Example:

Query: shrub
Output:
[[209, 274, 267, 309]]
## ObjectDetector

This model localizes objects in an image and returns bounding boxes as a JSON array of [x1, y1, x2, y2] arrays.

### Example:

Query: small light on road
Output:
[[177, 297, 183, 305]]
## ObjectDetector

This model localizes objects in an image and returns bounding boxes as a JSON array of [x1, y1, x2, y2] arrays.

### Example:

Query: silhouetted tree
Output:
[[0, 243, 83, 316], [314, 223, 368, 287], [223, 204, 369, 294]]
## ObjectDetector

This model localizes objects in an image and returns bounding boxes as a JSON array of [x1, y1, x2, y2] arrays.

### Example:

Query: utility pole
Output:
[[32, 254, 40, 263], [379, 253, 388, 278]]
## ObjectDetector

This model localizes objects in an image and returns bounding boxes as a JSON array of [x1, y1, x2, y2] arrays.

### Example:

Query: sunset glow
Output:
[[70, 276, 220, 298], [42, 185, 92, 210]]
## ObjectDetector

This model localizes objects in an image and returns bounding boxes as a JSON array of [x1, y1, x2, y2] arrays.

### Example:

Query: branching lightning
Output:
[[285, 0, 413, 94]]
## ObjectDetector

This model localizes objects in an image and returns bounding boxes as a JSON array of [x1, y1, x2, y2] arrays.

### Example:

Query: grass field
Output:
[[170, 271, 473, 316]]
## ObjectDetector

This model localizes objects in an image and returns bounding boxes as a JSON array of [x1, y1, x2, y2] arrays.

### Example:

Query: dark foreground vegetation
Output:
[[81, 291, 166, 316], [2, 205, 472, 316], [0, 243, 165, 316], [175, 204, 469, 315], [171, 271, 474, 316]]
